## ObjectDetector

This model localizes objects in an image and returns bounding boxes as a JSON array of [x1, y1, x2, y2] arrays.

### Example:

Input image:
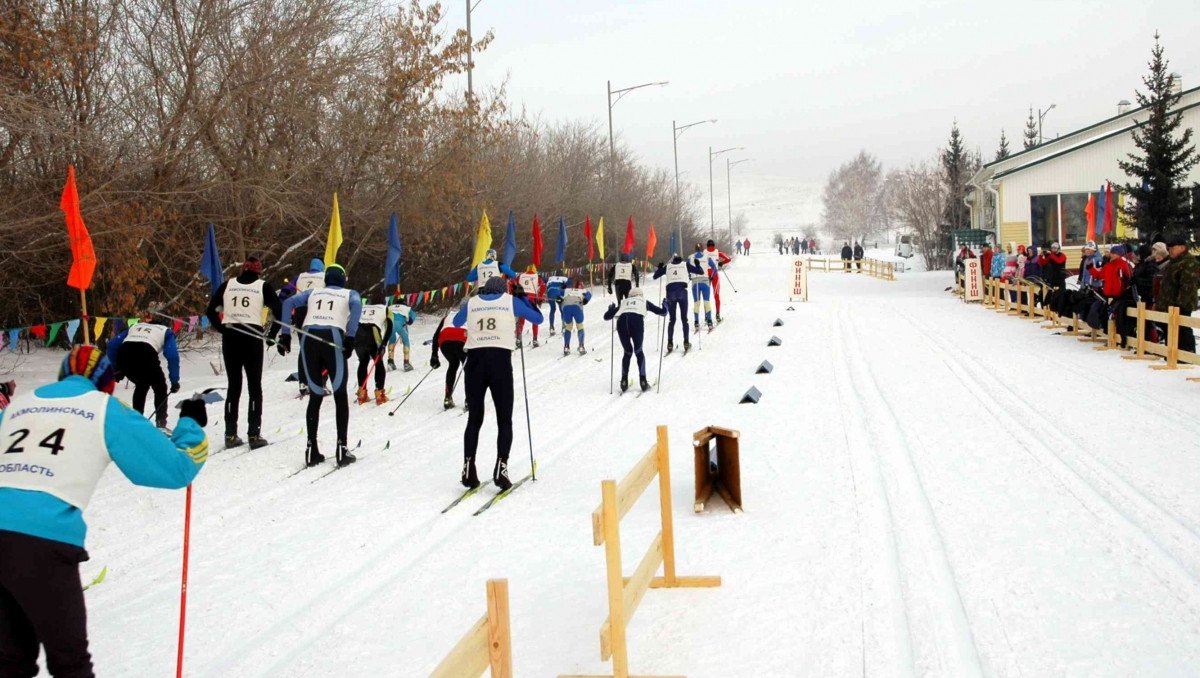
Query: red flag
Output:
[[646, 224, 658, 260], [1085, 194, 1096, 243], [532, 215, 543, 267], [61, 166, 97, 290], [585, 216, 594, 261], [622, 216, 635, 255], [1103, 183, 1115, 235]]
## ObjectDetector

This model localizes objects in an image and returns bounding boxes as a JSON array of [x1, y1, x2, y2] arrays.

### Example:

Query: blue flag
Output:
[[503, 211, 518, 267], [555, 216, 567, 264], [199, 224, 223, 296], [1097, 185, 1107, 230], [385, 212, 402, 286], [669, 229, 679, 258]]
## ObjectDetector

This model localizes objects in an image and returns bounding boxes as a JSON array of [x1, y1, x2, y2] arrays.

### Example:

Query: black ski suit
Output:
[[431, 316, 467, 399], [205, 272, 282, 438], [354, 316, 394, 391]]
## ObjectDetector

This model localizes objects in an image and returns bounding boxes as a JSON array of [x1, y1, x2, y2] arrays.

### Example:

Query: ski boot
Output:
[[532, 339, 540, 348], [492, 458, 512, 491], [336, 440, 357, 467], [683, 341, 692, 354], [388, 359, 397, 371], [444, 395, 456, 410], [515, 338, 523, 349], [666, 342, 675, 354], [462, 459, 480, 489], [248, 434, 269, 450], [693, 321, 701, 334], [640, 376, 651, 392], [620, 376, 629, 393], [563, 346, 571, 357], [549, 327, 556, 337], [225, 434, 245, 449], [305, 439, 325, 467], [356, 387, 370, 405], [374, 389, 389, 405], [403, 361, 414, 372], [299, 383, 310, 398], [578, 345, 587, 356], [716, 313, 722, 323], [706, 319, 714, 332]]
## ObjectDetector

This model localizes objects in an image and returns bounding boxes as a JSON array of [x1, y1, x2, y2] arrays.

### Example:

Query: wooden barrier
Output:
[[693, 426, 742, 514], [562, 425, 720, 678], [430, 579, 514, 678], [798, 256, 893, 279]]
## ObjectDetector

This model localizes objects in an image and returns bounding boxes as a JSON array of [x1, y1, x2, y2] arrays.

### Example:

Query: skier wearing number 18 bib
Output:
[[0, 346, 208, 678], [452, 277, 543, 491], [603, 288, 667, 392]]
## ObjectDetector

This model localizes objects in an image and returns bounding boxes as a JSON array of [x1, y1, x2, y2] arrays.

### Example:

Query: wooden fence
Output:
[[430, 579, 514, 678], [802, 257, 895, 280], [560, 425, 720, 678]]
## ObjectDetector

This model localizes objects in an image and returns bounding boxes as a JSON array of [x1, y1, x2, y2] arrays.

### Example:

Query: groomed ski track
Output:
[[72, 254, 1200, 677]]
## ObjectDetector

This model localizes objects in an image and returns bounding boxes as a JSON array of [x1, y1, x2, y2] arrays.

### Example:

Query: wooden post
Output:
[[601, 480, 628, 677], [1151, 307, 1192, 371], [1123, 302, 1156, 361], [79, 289, 92, 345], [656, 426, 676, 585], [486, 580, 513, 678]]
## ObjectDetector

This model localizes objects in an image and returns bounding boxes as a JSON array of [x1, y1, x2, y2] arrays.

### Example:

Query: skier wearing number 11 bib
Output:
[[452, 277, 543, 491]]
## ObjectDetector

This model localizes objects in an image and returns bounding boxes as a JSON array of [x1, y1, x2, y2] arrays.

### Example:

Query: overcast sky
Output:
[[447, 0, 1200, 195]]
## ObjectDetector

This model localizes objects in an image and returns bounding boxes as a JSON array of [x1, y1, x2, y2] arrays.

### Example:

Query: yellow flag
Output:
[[595, 216, 606, 260], [1116, 192, 1126, 239], [471, 209, 493, 269], [324, 193, 343, 266]]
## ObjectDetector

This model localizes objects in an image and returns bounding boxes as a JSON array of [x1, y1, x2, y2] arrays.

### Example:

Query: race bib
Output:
[[0, 391, 111, 510], [614, 262, 633, 282], [665, 262, 689, 284], [360, 304, 387, 334], [465, 295, 516, 351], [222, 279, 266, 326], [123, 323, 167, 353], [618, 297, 646, 316], [295, 272, 325, 292], [547, 276, 569, 287], [562, 289, 587, 306], [303, 288, 352, 331], [518, 273, 539, 295], [477, 261, 501, 283]]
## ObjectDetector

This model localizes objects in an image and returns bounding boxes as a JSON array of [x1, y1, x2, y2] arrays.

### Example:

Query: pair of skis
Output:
[[442, 463, 537, 516]]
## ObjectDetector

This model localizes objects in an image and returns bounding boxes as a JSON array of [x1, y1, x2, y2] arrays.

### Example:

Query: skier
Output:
[[607, 252, 640, 302], [545, 269, 570, 336], [205, 256, 283, 449], [654, 254, 702, 353], [452, 276, 544, 490], [386, 298, 417, 372], [0, 346, 207, 678], [558, 280, 592, 356], [355, 291, 394, 405], [430, 308, 468, 409], [278, 264, 361, 467], [698, 239, 732, 322], [466, 248, 517, 287], [603, 288, 668, 392], [289, 258, 326, 396], [690, 243, 716, 333], [512, 265, 546, 348], [106, 317, 181, 429]]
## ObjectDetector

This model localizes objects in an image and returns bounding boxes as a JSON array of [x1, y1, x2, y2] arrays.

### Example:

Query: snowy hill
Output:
[[9, 253, 1200, 676]]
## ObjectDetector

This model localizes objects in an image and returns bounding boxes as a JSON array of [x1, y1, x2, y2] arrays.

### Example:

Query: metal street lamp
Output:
[[1037, 103, 1056, 144], [607, 80, 669, 166], [465, 0, 486, 105], [727, 158, 753, 246], [672, 119, 717, 255], [709, 146, 743, 238]]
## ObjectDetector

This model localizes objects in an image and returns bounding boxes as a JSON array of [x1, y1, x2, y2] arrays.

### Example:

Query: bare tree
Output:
[[886, 158, 948, 270], [821, 150, 887, 243]]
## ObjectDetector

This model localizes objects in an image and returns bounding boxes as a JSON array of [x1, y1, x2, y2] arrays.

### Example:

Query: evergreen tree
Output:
[[995, 129, 1011, 161], [941, 120, 973, 232], [1118, 34, 1199, 239], [1022, 108, 1039, 149]]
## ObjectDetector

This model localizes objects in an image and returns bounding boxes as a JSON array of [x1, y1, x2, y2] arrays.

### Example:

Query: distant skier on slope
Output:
[[653, 254, 702, 353], [106, 316, 181, 430], [387, 298, 417, 372], [511, 265, 546, 348], [690, 243, 716, 333], [356, 291, 394, 405], [430, 308, 468, 410], [205, 256, 283, 449], [279, 264, 361, 468], [558, 281, 592, 356], [603, 288, 667, 393], [699, 239, 732, 323], [607, 252, 641, 302], [544, 269, 570, 336], [452, 276, 543, 490], [0, 346, 208, 678]]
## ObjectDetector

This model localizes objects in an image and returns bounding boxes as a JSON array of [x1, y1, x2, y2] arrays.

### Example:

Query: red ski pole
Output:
[[176, 483, 193, 678]]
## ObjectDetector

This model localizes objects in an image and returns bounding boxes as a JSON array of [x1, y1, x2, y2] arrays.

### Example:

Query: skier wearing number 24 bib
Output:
[[452, 277, 543, 491]]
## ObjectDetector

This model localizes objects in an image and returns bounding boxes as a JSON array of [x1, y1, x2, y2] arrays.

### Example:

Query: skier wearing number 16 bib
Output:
[[0, 346, 208, 678], [452, 277, 543, 491]]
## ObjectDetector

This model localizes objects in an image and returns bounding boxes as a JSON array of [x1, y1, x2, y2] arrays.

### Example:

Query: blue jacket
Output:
[[654, 260, 704, 292], [0, 376, 206, 547], [465, 259, 518, 283], [546, 278, 570, 302], [390, 306, 417, 328], [990, 251, 1007, 278], [106, 326, 181, 384], [452, 293, 544, 328], [281, 286, 362, 338], [1079, 252, 1103, 288]]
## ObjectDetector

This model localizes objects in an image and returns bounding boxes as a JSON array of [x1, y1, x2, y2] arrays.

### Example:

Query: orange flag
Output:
[[646, 223, 658, 261], [61, 166, 97, 290]]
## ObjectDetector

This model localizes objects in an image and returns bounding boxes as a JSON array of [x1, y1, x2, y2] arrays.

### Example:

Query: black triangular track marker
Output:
[[740, 386, 762, 404], [773, 318, 784, 327], [756, 361, 773, 374], [768, 336, 782, 346]]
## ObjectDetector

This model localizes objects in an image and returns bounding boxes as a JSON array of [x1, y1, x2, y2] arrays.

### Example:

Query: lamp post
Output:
[[607, 80, 669, 166], [709, 146, 743, 239], [465, 0, 486, 105], [673, 119, 717, 255], [1037, 103, 1056, 144], [726, 158, 753, 246]]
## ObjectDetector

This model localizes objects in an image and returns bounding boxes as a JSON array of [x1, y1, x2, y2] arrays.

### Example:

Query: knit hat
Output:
[[526, 264, 537, 274], [482, 276, 507, 295], [324, 264, 347, 287], [308, 258, 325, 273], [706, 239, 715, 248], [59, 346, 116, 394], [486, 249, 497, 261], [629, 287, 644, 297], [1084, 240, 1097, 251], [1051, 242, 1060, 250], [1110, 244, 1126, 256], [242, 256, 263, 274], [1152, 242, 1169, 258]]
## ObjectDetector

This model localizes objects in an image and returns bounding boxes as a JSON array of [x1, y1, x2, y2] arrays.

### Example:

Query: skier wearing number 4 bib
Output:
[[279, 264, 362, 468], [452, 277, 543, 491], [0, 346, 208, 678], [603, 288, 667, 392], [653, 254, 702, 353]]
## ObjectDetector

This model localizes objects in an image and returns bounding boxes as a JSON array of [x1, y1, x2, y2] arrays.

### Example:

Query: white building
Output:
[[967, 82, 1200, 266]]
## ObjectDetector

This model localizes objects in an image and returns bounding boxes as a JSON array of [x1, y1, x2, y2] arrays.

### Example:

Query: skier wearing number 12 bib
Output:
[[0, 346, 208, 678], [466, 249, 517, 287], [511, 265, 546, 348], [452, 277, 543, 491]]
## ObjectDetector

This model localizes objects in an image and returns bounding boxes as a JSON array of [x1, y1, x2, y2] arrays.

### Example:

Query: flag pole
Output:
[[79, 290, 92, 345]]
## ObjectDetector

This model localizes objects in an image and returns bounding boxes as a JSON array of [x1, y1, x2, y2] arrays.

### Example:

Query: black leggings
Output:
[[441, 340, 466, 396], [222, 329, 264, 436], [355, 339, 386, 391], [665, 288, 689, 344], [463, 348, 513, 465], [117, 343, 167, 423], [617, 314, 647, 378], [301, 329, 349, 444], [614, 280, 632, 303]]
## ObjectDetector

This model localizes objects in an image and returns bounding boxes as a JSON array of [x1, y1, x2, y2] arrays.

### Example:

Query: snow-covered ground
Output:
[[9, 253, 1200, 677]]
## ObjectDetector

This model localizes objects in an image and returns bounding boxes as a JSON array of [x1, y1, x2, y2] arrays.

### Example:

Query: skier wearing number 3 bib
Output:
[[0, 346, 208, 678], [451, 277, 543, 491]]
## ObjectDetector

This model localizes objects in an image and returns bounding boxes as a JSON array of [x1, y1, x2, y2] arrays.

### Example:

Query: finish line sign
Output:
[[789, 257, 808, 302]]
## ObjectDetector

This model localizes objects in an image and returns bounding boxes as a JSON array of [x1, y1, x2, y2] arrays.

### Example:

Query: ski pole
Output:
[[656, 302, 667, 394], [175, 483, 193, 678], [518, 340, 536, 480], [387, 366, 434, 416], [150, 310, 269, 345], [359, 348, 383, 393], [655, 278, 663, 352], [269, 320, 340, 348], [609, 316, 615, 394], [721, 269, 739, 293]]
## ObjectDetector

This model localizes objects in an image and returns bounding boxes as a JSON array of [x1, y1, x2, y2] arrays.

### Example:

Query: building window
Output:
[[1061, 192, 1093, 246], [1030, 195, 1059, 247]]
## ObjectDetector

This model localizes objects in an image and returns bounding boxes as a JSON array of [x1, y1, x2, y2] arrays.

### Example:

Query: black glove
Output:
[[431, 357, 441, 369], [342, 338, 355, 362], [512, 285, 526, 298], [265, 335, 276, 348], [179, 397, 208, 429], [608, 303, 617, 314], [114, 370, 125, 383], [606, 286, 613, 294], [277, 334, 291, 356], [171, 382, 180, 394]]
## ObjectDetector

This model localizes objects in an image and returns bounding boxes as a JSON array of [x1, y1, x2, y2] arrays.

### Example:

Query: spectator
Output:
[[1078, 240, 1103, 291], [735, 240, 742, 255], [991, 244, 1009, 278], [1132, 244, 1159, 306], [1038, 242, 1067, 289], [809, 237, 817, 254], [1158, 235, 1199, 354], [980, 244, 994, 279], [840, 241, 853, 272], [744, 238, 751, 255], [1084, 244, 1133, 331], [853, 241, 864, 270]]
